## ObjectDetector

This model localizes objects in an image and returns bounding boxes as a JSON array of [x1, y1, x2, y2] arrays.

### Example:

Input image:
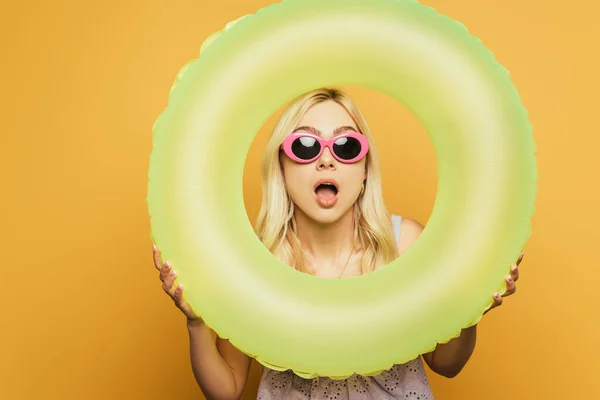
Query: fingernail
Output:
[[153, 244, 157, 252], [177, 284, 182, 291], [165, 262, 170, 268], [170, 270, 176, 276]]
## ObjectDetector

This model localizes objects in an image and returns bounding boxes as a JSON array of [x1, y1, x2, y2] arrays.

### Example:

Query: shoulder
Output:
[[397, 217, 424, 255]]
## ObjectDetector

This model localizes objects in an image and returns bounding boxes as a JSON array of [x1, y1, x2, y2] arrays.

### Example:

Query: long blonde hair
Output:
[[255, 88, 398, 275]]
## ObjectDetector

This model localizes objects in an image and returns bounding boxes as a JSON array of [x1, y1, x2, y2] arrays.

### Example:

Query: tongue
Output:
[[316, 186, 336, 199]]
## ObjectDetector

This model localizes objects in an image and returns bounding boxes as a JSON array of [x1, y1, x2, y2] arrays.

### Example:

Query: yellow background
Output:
[[2, 0, 598, 399]]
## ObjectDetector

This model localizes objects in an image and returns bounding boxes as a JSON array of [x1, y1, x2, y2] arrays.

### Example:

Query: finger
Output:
[[162, 268, 178, 297], [173, 285, 199, 321], [173, 283, 184, 304], [485, 292, 503, 314], [503, 274, 517, 296], [510, 263, 520, 282], [173, 284, 191, 311], [516, 250, 525, 266], [159, 262, 172, 282], [492, 292, 503, 307], [152, 245, 164, 270]]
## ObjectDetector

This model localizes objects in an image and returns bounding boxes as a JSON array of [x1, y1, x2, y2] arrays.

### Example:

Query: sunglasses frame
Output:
[[280, 131, 369, 164]]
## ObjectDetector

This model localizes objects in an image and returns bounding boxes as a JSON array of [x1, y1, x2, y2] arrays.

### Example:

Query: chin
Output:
[[301, 204, 354, 226], [311, 211, 342, 225]]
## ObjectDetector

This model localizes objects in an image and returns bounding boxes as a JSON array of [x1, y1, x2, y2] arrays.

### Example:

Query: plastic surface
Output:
[[147, 0, 537, 379]]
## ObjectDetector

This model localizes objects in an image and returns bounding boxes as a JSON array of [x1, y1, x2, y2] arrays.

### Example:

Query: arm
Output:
[[153, 246, 252, 400], [421, 327, 476, 378], [187, 320, 252, 400], [396, 218, 476, 378]]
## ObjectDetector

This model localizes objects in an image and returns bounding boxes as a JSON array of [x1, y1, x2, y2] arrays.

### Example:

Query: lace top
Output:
[[256, 215, 434, 399]]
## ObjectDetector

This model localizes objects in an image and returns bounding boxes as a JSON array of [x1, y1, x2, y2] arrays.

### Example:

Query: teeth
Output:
[[316, 182, 337, 190]]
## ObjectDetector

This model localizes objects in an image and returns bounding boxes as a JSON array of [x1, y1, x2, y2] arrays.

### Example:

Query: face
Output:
[[280, 100, 368, 224]]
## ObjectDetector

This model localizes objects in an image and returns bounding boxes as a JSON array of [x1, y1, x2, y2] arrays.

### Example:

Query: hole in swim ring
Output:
[[242, 86, 437, 277]]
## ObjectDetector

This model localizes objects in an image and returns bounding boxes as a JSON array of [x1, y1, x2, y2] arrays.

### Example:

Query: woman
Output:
[[152, 88, 523, 399]]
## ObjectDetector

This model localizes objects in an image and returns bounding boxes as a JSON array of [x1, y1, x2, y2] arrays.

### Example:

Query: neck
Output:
[[294, 207, 357, 263]]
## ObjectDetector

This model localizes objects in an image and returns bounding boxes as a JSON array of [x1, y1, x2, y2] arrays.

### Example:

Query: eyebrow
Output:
[[292, 125, 358, 136]]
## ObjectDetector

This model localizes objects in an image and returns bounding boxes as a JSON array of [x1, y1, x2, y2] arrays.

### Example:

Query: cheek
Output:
[[343, 164, 367, 187], [282, 162, 311, 194]]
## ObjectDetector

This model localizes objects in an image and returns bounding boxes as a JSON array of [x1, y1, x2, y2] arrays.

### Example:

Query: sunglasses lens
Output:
[[333, 136, 362, 160], [291, 136, 321, 160]]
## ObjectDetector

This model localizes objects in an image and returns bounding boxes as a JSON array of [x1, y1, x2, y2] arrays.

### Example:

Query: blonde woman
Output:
[[152, 88, 523, 399]]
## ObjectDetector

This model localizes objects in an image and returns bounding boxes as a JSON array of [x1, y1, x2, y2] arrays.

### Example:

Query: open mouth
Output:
[[314, 182, 339, 201]]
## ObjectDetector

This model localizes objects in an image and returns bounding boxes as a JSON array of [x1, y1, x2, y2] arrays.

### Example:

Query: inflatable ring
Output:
[[147, 0, 537, 379]]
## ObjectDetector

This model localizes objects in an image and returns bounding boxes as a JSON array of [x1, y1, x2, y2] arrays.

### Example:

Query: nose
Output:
[[316, 146, 336, 170]]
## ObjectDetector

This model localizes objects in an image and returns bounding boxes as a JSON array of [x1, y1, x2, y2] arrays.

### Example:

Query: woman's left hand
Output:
[[484, 250, 524, 314]]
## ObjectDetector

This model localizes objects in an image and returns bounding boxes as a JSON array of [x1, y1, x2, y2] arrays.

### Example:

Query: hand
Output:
[[484, 250, 524, 314], [152, 244, 203, 324]]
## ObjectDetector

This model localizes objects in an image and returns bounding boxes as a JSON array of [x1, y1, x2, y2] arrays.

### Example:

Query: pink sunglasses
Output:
[[280, 131, 369, 164]]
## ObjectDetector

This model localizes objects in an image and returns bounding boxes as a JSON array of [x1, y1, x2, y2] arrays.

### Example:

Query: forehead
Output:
[[296, 101, 357, 138]]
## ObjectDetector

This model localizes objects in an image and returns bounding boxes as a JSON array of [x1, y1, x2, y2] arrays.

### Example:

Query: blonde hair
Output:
[[255, 88, 398, 275]]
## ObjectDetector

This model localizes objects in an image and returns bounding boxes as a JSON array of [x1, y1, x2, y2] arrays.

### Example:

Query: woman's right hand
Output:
[[153, 245, 202, 324]]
